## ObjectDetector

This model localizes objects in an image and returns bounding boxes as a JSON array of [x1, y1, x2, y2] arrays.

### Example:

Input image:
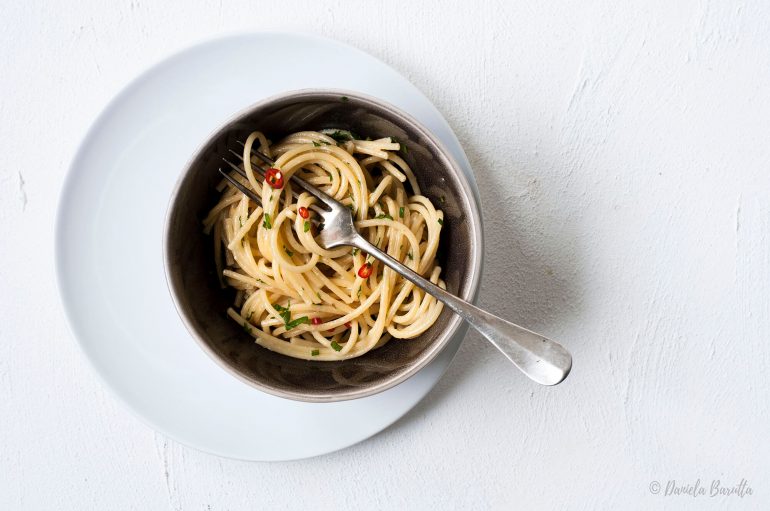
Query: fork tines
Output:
[[218, 144, 328, 223]]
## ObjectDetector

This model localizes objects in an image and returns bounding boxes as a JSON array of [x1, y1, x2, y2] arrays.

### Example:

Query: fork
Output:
[[218, 145, 572, 386]]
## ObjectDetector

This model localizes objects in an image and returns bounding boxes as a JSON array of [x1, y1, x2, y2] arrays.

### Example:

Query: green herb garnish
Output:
[[399, 206, 404, 218], [262, 213, 272, 229], [326, 130, 359, 142], [391, 136, 408, 155], [439, 195, 446, 204], [273, 302, 310, 330], [313, 141, 321, 147], [340, 96, 349, 102], [286, 316, 310, 330], [375, 213, 393, 220], [311, 349, 320, 356], [331, 341, 342, 352], [303, 220, 310, 233], [284, 246, 294, 257], [438, 218, 444, 225], [329, 131, 349, 142], [352, 248, 360, 256], [274, 302, 291, 325], [407, 252, 413, 260]]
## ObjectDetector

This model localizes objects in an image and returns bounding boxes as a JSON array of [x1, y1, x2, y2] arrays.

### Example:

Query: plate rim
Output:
[[54, 31, 485, 461]]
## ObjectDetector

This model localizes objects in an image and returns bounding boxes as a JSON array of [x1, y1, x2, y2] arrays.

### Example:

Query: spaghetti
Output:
[[204, 130, 445, 360]]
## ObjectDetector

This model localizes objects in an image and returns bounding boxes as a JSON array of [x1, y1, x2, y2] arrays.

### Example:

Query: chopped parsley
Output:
[[340, 96, 349, 102], [262, 213, 272, 229], [242, 323, 253, 334], [391, 136, 408, 155], [312, 141, 321, 147], [273, 302, 292, 325], [286, 316, 310, 329], [439, 195, 446, 204], [312, 140, 332, 147], [399, 206, 405, 218], [407, 252, 413, 260], [438, 218, 444, 225], [311, 349, 320, 356], [304, 220, 311, 232], [326, 129, 359, 142], [330, 341, 342, 352], [284, 246, 294, 257], [375, 213, 393, 220], [352, 248, 360, 256], [273, 302, 310, 330], [238, 216, 243, 228]]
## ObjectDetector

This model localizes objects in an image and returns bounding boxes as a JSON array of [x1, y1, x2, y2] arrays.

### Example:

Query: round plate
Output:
[[56, 32, 482, 461]]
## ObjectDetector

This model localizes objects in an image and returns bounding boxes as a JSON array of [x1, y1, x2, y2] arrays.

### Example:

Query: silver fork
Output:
[[218, 146, 572, 386]]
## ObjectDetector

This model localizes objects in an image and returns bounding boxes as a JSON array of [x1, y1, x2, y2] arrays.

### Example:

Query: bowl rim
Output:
[[163, 88, 484, 402]]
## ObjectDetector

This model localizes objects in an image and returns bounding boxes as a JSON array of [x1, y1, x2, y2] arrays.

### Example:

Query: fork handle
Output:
[[353, 237, 572, 386]]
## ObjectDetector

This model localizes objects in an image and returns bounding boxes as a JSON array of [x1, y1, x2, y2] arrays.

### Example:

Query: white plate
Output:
[[56, 32, 482, 461]]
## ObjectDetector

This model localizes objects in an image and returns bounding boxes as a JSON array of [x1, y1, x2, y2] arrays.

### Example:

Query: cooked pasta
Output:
[[203, 129, 445, 360]]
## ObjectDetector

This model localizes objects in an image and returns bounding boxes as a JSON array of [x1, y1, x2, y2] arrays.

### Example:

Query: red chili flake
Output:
[[357, 262, 373, 279], [311, 317, 322, 325], [265, 168, 284, 189], [298, 206, 310, 219]]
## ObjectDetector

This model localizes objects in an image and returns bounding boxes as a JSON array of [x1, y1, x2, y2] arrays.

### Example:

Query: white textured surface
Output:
[[2, 1, 769, 509]]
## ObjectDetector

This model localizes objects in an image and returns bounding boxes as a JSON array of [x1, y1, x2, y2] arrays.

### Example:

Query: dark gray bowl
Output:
[[164, 89, 483, 402]]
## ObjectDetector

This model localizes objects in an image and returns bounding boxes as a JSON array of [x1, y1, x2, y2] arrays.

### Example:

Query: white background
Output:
[[2, 1, 768, 509]]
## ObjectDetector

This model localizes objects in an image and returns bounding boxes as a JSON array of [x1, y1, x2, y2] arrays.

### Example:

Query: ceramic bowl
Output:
[[164, 89, 483, 402]]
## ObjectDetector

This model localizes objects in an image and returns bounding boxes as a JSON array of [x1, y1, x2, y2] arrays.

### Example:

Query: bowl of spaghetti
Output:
[[164, 90, 483, 402]]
